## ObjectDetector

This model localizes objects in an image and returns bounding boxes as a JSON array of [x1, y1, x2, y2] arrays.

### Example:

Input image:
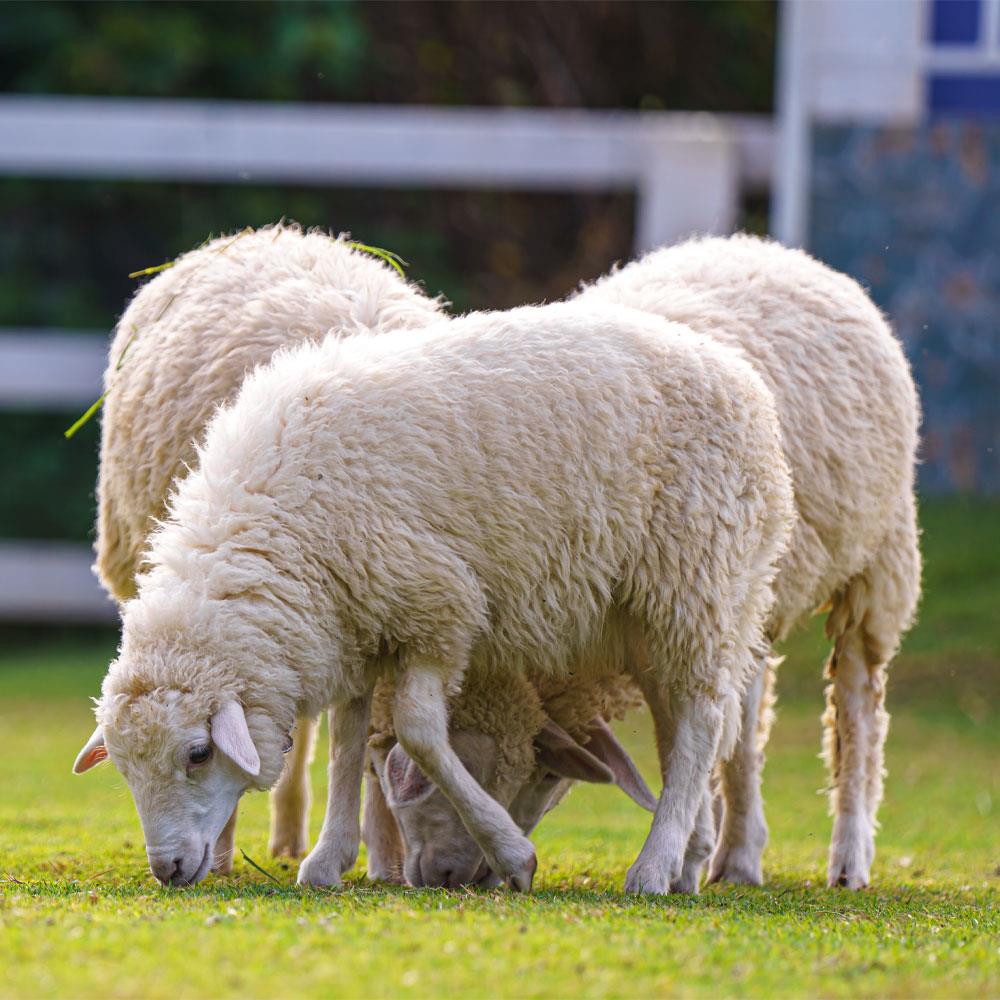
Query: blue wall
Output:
[[810, 123, 1000, 494]]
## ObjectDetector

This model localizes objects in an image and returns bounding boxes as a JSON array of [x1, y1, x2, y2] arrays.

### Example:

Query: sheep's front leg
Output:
[[362, 769, 405, 884], [709, 654, 774, 886], [393, 663, 537, 890], [297, 694, 372, 887], [671, 789, 716, 893], [269, 714, 319, 859], [625, 684, 723, 895]]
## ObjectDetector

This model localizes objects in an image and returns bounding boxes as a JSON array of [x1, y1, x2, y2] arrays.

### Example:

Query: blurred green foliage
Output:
[[0, 0, 775, 541], [1, 1, 775, 111]]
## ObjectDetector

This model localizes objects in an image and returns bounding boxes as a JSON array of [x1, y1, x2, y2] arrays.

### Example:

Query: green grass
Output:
[[1, 498, 998, 998]]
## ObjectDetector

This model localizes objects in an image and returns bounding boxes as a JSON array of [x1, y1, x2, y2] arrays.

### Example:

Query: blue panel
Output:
[[929, 74, 1000, 114], [930, 0, 981, 44]]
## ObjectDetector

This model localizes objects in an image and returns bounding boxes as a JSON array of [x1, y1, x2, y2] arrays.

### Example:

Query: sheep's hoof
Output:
[[366, 861, 405, 885], [707, 846, 764, 887], [624, 858, 673, 896], [269, 824, 310, 860], [296, 848, 345, 888], [827, 864, 870, 890], [669, 864, 704, 895], [499, 841, 537, 892], [827, 835, 872, 889]]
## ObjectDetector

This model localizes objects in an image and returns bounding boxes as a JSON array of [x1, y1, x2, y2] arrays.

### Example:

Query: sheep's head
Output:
[[72, 592, 293, 887], [370, 673, 656, 888]]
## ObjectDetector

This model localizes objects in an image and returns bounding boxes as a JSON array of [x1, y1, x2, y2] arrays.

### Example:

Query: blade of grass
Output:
[[240, 850, 282, 886], [347, 241, 409, 277], [128, 261, 175, 280]]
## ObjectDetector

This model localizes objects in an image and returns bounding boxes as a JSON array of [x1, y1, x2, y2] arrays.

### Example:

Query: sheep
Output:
[[578, 235, 921, 889], [371, 235, 920, 893], [72, 299, 795, 894], [368, 666, 655, 887], [91, 223, 443, 873]]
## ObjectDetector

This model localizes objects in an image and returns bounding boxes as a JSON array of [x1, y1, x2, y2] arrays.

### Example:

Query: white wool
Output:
[[100, 301, 793, 873], [95, 223, 443, 602]]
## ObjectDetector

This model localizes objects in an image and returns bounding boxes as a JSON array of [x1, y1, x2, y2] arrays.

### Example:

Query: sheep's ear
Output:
[[73, 727, 108, 774], [582, 717, 659, 811], [211, 701, 260, 777], [383, 743, 434, 808], [533, 718, 614, 784]]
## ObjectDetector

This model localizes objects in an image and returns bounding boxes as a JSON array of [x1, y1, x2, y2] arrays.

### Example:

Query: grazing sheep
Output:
[[73, 300, 794, 894], [578, 234, 921, 889], [368, 668, 655, 887], [91, 223, 442, 871], [374, 234, 920, 894]]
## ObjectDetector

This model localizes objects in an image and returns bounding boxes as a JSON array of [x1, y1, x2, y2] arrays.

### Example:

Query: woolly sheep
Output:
[[88, 222, 645, 887], [368, 667, 655, 887], [90, 223, 443, 872], [378, 235, 920, 892], [73, 300, 794, 893], [579, 236, 921, 889]]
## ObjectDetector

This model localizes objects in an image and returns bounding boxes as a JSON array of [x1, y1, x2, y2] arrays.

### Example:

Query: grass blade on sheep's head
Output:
[[347, 242, 409, 277]]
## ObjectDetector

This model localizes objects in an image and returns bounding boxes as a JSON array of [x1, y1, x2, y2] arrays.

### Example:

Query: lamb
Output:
[[73, 300, 795, 894], [91, 223, 443, 871], [380, 235, 920, 892]]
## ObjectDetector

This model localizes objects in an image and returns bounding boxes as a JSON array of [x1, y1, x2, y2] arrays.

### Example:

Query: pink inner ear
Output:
[[386, 745, 432, 805], [85, 746, 108, 768]]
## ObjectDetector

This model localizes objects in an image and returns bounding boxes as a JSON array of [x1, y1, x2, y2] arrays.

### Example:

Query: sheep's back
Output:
[[578, 235, 919, 634], [95, 225, 441, 602]]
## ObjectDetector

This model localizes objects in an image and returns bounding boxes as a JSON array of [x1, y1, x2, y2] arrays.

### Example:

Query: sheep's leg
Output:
[[297, 694, 372, 887], [823, 630, 887, 889], [211, 805, 238, 874], [393, 662, 537, 890], [362, 769, 405, 884], [708, 653, 776, 886], [824, 495, 919, 889], [671, 789, 716, 893], [269, 713, 319, 859], [625, 681, 724, 895]]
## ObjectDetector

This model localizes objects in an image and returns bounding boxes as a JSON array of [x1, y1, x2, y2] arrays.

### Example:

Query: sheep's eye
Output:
[[188, 744, 212, 767], [282, 733, 294, 755]]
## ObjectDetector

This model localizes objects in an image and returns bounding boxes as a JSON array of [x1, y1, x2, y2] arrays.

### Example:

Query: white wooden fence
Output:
[[0, 96, 773, 623]]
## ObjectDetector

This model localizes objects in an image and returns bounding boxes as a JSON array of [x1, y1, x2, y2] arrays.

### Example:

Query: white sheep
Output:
[[578, 235, 921, 889], [372, 235, 920, 893], [91, 223, 443, 872], [73, 300, 794, 894]]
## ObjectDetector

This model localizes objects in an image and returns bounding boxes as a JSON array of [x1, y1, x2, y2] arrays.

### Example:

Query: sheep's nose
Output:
[[149, 855, 183, 886], [417, 846, 480, 888]]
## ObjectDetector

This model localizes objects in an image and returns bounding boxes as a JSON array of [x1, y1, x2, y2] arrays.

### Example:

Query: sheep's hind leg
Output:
[[362, 768, 405, 884], [625, 678, 724, 895], [708, 652, 775, 886], [270, 713, 319, 859], [297, 694, 373, 887], [393, 661, 537, 891], [824, 497, 919, 889]]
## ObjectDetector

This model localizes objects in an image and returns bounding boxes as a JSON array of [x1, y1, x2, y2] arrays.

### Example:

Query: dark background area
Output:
[[0, 0, 776, 543]]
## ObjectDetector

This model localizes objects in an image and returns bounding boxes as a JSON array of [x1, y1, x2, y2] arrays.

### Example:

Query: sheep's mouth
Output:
[[172, 842, 212, 887]]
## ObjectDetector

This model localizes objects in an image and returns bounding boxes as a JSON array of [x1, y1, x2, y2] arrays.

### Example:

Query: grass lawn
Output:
[[1, 498, 998, 998]]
